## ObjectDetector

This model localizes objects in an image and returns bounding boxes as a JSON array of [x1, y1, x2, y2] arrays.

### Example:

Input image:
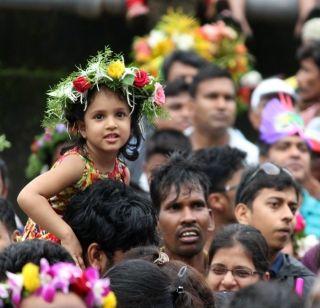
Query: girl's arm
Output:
[[17, 155, 85, 268], [124, 166, 131, 185]]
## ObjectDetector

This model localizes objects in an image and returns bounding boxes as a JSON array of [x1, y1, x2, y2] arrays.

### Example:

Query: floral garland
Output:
[[44, 47, 166, 129], [132, 9, 251, 83], [0, 135, 11, 152], [0, 259, 116, 307], [25, 124, 69, 179]]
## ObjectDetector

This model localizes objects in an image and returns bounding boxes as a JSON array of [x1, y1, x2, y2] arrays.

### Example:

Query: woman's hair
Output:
[[124, 246, 215, 308], [64, 85, 142, 161], [208, 224, 269, 277], [106, 259, 174, 308]]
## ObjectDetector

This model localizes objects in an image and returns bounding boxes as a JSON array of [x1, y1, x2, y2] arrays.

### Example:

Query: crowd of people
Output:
[[1, 1, 320, 307]]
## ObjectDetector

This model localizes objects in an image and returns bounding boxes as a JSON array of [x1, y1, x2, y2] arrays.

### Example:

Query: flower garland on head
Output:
[[44, 46, 166, 129], [132, 9, 252, 83], [0, 135, 11, 152], [0, 259, 116, 308], [25, 124, 70, 179]]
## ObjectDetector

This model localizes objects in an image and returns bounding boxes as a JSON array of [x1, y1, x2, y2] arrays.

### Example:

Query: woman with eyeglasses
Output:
[[206, 224, 270, 292]]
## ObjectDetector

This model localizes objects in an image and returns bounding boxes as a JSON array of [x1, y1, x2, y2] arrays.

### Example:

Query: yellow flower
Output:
[[102, 291, 117, 308], [106, 61, 125, 79], [22, 263, 40, 292]]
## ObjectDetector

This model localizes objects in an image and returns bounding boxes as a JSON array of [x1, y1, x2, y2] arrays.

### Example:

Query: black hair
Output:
[[164, 78, 191, 97], [189, 65, 234, 97], [145, 129, 192, 161], [228, 281, 303, 308], [297, 41, 320, 69], [149, 153, 210, 214], [0, 239, 74, 281], [193, 146, 246, 193], [0, 159, 9, 196], [235, 164, 301, 208], [64, 85, 142, 161], [64, 179, 159, 261], [124, 246, 215, 308], [208, 224, 269, 277], [107, 259, 174, 308], [162, 50, 208, 81], [0, 198, 16, 234]]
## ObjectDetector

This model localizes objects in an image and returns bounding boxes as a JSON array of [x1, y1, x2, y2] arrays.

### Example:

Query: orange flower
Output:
[[235, 44, 247, 54]]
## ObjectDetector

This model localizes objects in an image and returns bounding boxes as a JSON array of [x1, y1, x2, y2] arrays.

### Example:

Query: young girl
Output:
[[17, 47, 166, 268]]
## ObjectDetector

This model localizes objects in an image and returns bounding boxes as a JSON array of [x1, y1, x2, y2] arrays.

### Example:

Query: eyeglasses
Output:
[[210, 264, 259, 279], [243, 162, 292, 189]]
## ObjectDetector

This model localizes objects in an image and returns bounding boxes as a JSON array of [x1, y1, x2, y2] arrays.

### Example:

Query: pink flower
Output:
[[200, 24, 222, 42], [294, 213, 306, 233], [153, 82, 165, 106]]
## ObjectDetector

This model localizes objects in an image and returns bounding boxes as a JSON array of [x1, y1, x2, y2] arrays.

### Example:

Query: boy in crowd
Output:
[[150, 153, 213, 274], [64, 179, 159, 275], [235, 163, 315, 296]]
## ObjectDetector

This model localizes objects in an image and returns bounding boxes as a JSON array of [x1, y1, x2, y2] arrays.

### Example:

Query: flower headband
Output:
[[259, 96, 305, 144], [0, 259, 116, 307], [43, 47, 166, 129], [0, 135, 11, 152], [25, 124, 70, 179]]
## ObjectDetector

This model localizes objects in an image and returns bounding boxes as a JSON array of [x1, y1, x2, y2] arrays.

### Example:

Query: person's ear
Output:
[[263, 271, 270, 281], [208, 193, 226, 213], [234, 203, 251, 225], [87, 243, 108, 273], [78, 120, 87, 139], [207, 208, 215, 232], [11, 230, 20, 243], [248, 109, 261, 131]]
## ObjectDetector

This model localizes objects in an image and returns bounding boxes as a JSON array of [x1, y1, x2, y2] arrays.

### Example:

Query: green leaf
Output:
[[122, 74, 135, 86]]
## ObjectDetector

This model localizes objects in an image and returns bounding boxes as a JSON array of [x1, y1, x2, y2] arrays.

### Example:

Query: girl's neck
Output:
[[84, 144, 118, 174]]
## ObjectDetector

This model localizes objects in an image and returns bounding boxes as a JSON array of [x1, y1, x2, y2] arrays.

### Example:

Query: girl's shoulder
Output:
[[53, 147, 88, 167]]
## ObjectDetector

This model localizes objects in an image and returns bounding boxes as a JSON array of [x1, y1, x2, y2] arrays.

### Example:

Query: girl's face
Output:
[[206, 243, 260, 292], [80, 88, 131, 157]]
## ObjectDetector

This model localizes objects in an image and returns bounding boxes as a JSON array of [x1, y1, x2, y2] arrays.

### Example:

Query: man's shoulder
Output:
[[281, 254, 315, 277]]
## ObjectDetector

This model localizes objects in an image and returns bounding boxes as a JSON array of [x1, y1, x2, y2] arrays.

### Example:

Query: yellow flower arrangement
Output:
[[106, 60, 125, 79], [102, 291, 117, 308], [22, 263, 40, 292]]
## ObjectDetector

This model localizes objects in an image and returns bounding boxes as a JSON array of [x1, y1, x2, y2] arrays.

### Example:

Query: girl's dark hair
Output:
[[208, 224, 269, 277], [107, 259, 174, 308], [63, 85, 142, 161], [124, 246, 215, 308]]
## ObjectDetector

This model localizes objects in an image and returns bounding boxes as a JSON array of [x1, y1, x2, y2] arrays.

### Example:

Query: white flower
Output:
[[296, 234, 319, 258], [172, 33, 194, 50], [148, 30, 166, 48]]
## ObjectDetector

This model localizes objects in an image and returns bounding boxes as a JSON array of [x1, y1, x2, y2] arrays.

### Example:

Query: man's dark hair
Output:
[[162, 50, 208, 81], [145, 129, 192, 161], [64, 179, 159, 260], [235, 164, 301, 208], [107, 259, 174, 308], [189, 65, 234, 97], [149, 153, 210, 214], [208, 224, 269, 277], [0, 239, 74, 281], [0, 198, 16, 234], [164, 78, 190, 97], [297, 41, 320, 69], [193, 146, 246, 193], [228, 281, 303, 308]]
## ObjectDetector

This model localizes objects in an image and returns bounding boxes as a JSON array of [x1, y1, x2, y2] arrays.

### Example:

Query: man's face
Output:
[[238, 187, 298, 253], [155, 92, 193, 131], [167, 61, 198, 83], [297, 58, 320, 103], [265, 135, 311, 182], [193, 78, 236, 135], [158, 184, 211, 259]]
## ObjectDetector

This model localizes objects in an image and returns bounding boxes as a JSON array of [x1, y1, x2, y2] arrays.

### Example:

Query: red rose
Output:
[[70, 274, 90, 296], [73, 76, 91, 93], [134, 70, 150, 88]]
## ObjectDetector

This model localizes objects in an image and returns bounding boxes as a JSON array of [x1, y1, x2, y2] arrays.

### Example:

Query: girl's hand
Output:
[[61, 231, 85, 270]]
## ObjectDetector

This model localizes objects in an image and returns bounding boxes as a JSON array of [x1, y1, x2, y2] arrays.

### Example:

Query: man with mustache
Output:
[[188, 65, 258, 165], [258, 97, 320, 237], [150, 153, 213, 274]]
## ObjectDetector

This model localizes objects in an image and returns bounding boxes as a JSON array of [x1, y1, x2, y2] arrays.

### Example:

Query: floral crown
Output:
[[0, 259, 116, 307], [43, 47, 166, 129], [0, 135, 11, 152], [132, 9, 251, 83], [25, 124, 70, 179]]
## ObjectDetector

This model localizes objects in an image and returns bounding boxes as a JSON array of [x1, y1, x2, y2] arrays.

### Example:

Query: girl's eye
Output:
[[94, 114, 104, 120], [116, 111, 127, 118]]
